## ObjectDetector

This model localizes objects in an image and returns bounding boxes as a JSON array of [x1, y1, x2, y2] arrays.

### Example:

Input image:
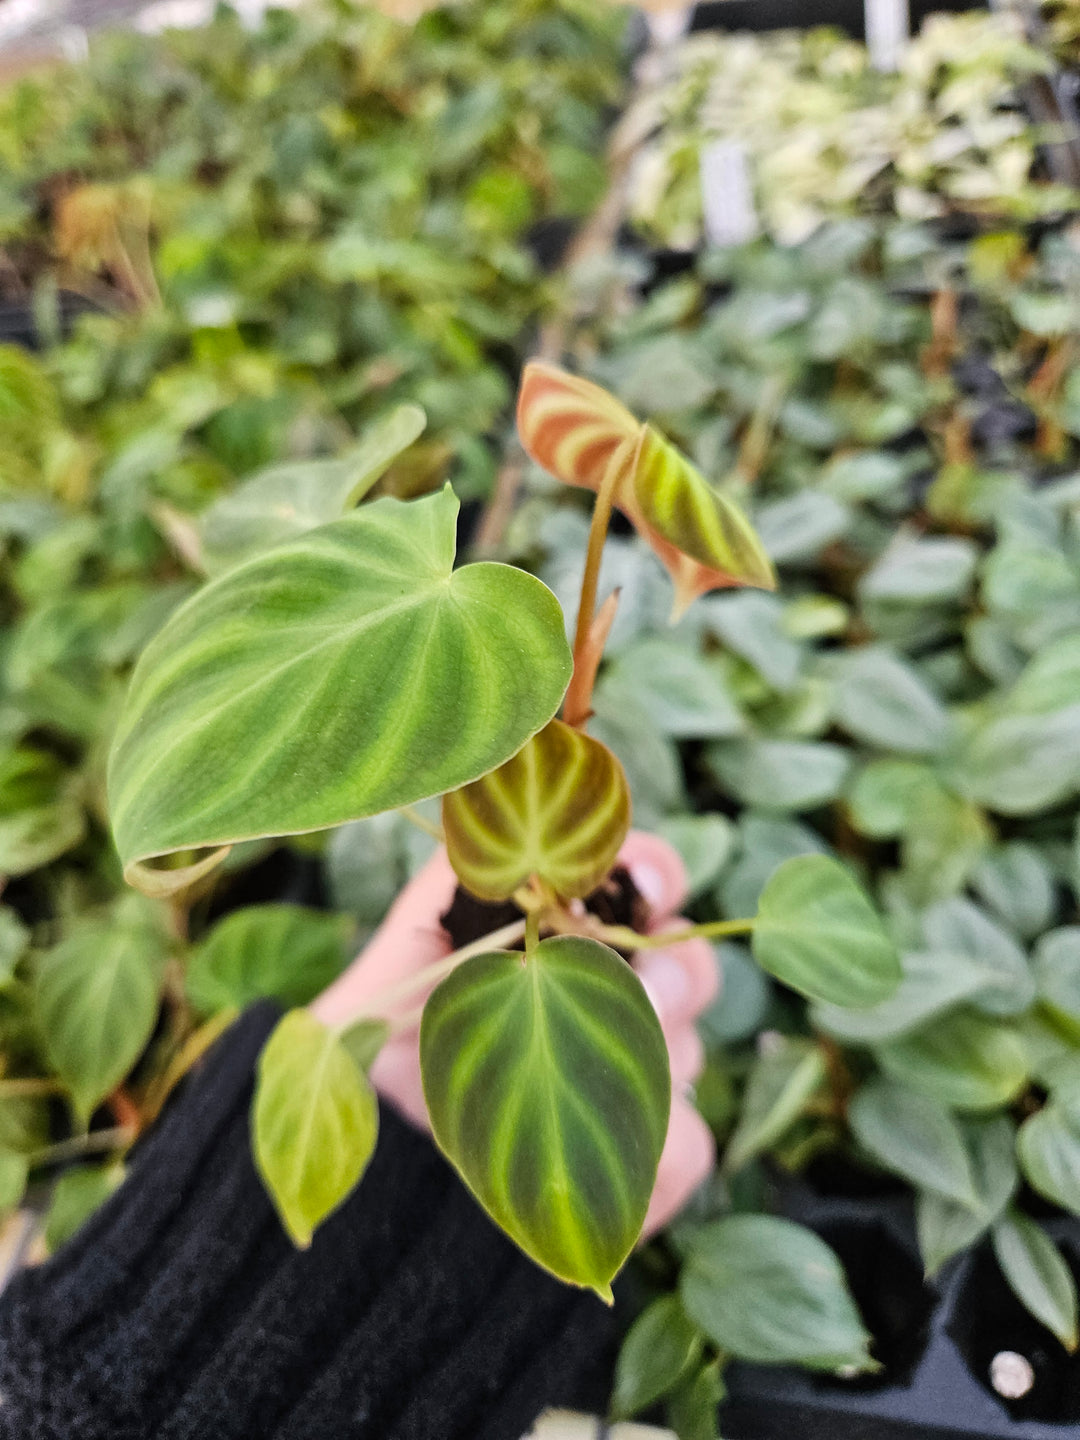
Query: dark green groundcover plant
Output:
[[104, 362, 899, 1316]]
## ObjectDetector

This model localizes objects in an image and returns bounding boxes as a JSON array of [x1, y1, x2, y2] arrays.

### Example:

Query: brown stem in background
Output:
[[563, 588, 621, 730], [922, 288, 959, 379]]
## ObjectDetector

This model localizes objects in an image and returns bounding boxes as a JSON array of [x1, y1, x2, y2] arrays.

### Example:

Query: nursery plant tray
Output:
[[720, 1188, 1080, 1440], [688, 0, 988, 38]]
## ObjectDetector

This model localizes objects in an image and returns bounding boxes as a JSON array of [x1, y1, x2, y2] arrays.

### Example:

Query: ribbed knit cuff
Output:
[[0, 1003, 617, 1440]]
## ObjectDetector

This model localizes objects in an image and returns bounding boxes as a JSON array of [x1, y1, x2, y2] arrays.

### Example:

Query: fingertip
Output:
[[641, 1097, 716, 1239], [620, 830, 688, 917]]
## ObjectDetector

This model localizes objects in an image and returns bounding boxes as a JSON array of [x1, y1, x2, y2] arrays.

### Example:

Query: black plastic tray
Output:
[[721, 1187, 1080, 1439], [688, 0, 988, 39]]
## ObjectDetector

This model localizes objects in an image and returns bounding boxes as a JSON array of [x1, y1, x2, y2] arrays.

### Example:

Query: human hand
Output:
[[311, 831, 719, 1237]]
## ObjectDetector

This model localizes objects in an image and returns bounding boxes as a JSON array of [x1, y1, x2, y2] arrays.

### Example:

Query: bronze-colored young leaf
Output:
[[627, 426, 777, 618], [420, 935, 670, 1301], [516, 360, 639, 495], [253, 1009, 379, 1248], [108, 487, 571, 884], [442, 718, 631, 901], [517, 362, 775, 619]]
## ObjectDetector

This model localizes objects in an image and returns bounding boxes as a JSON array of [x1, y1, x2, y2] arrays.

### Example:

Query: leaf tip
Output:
[[592, 1281, 616, 1307]]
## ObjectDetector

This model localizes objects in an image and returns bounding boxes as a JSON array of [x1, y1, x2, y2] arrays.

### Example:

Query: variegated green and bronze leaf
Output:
[[628, 425, 776, 618], [420, 935, 671, 1301], [108, 486, 571, 888], [442, 718, 631, 901], [516, 363, 775, 618]]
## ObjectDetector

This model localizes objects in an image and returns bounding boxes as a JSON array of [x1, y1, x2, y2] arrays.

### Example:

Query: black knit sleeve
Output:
[[0, 1003, 617, 1440]]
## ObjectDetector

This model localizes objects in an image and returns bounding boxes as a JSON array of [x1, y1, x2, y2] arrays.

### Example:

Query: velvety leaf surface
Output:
[[35, 917, 168, 1122], [253, 1009, 379, 1247], [680, 1215, 873, 1370], [442, 718, 630, 901], [725, 1037, 826, 1173], [420, 935, 670, 1300], [200, 404, 427, 573], [751, 854, 901, 1007], [516, 360, 638, 496], [109, 488, 571, 880]]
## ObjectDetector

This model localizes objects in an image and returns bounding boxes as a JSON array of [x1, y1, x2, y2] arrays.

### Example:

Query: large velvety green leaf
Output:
[[199, 405, 427, 573], [850, 1078, 977, 1207], [35, 918, 168, 1122], [420, 935, 670, 1300], [108, 488, 571, 885], [751, 855, 901, 1007], [442, 719, 630, 901], [253, 1009, 379, 1248], [186, 904, 349, 1014], [610, 1293, 704, 1421], [680, 1215, 873, 1371], [992, 1210, 1079, 1352]]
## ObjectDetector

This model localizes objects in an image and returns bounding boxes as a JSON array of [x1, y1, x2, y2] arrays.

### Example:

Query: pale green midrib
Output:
[[528, 960, 595, 1283], [283, 1028, 340, 1204]]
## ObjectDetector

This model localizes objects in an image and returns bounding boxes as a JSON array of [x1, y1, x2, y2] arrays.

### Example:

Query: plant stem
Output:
[[563, 437, 635, 728], [30, 1127, 135, 1169], [586, 916, 757, 952], [525, 908, 540, 955], [398, 805, 444, 843], [348, 917, 526, 1024]]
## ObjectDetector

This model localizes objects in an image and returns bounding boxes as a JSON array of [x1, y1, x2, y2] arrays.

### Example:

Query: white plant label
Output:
[[701, 138, 759, 249], [866, 0, 910, 71]]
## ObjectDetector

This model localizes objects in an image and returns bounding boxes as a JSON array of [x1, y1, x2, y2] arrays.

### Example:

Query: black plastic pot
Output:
[[720, 1185, 1080, 1440], [688, 0, 988, 40]]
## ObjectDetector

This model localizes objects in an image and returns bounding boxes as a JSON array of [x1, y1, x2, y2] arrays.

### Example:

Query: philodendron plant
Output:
[[107, 362, 901, 1312]]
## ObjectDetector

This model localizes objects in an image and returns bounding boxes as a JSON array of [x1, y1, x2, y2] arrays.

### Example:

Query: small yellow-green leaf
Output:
[[752, 855, 901, 1008], [253, 1009, 379, 1248], [442, 718, 631, 901], [420, 936, 670, 1300], [44, 1163, 125, 1253]]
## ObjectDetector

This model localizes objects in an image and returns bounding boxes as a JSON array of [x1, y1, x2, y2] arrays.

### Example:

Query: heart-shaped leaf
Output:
[[680, 1215, 874, 1371], [108, 487, 571, 886], [199, 404, 427, 574], [186, 905, 350, 1015], [752, 854, 901, 1007], [420, 935, 670, 1300], [850, 1078, 978, 1207], [517, 362, 775, 618], [442, 718, 631, 901], [253, 1009, 379, 1248], [35, 917, 168, 1123]]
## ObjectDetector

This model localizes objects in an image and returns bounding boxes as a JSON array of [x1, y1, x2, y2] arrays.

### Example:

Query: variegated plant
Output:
[[107, 368, 897, 1300]]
